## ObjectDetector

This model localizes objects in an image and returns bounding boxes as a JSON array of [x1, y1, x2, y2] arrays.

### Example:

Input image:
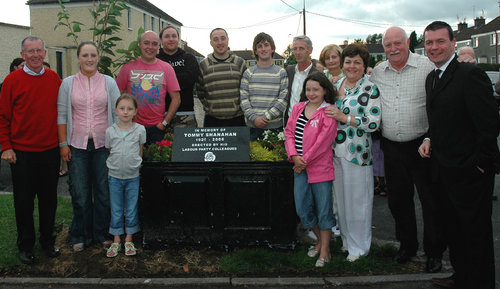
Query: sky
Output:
[[1, 0, 499, 58]]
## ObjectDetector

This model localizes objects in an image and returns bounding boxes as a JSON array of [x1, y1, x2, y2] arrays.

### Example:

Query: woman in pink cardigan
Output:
[[285, 72, 338, 267]]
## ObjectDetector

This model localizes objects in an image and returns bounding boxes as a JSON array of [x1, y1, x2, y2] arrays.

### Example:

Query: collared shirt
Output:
[[434, 54, 455, 77], [23, 65, 45, 76], [70, 72, 108, 149], [288, 63, 312, 116], [370, 52, 434, 142]]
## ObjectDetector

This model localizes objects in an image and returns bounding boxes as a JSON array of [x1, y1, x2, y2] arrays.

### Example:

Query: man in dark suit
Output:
[[419, 21, 499, 289], [284, 35, 318, 125]]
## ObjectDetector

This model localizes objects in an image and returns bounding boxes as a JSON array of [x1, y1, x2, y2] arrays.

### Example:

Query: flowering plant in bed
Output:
[[142, 130, 288, 162], [143, 132, 174, 162], [250, 130, 287, 162]]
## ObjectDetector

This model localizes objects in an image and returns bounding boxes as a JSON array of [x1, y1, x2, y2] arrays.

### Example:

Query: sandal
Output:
[[307, 245, 320, 258], [315, 254, 331, 267], [102, 240, 112, 250], [124, 241, 136, 256], [106, 242, 121, 258], [72, 243, 84, 252]]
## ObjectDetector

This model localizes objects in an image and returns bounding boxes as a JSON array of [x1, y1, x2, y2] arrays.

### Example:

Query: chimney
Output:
[[457, 22, 468, 31], [474, 16, 485, 27]]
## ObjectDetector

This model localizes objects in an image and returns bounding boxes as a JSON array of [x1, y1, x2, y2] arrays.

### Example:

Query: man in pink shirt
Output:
[[116, 30, 180, 144]]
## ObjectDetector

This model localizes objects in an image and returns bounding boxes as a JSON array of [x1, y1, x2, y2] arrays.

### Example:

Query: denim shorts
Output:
[[293, 170, 335, 230], [108, 176, 140, 236]]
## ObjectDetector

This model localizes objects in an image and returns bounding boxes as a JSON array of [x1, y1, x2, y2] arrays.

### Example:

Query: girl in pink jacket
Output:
[[285, 72, 338, 267]]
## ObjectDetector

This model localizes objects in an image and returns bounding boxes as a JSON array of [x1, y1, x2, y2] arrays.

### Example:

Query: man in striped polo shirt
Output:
[[240, 32, 288, 140], [197, 28, 247, 127]]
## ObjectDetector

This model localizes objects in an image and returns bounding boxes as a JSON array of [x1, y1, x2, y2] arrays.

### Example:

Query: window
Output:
[[491, 56, 496, 63], [151, 17, 155, 31], [490, 33, 496, 46], [143, 13, 147, 30], [127, 10, 132, 30], [56, 51, 63, 79], [249, 60, 256, 66], [472, 37, 478, 48]]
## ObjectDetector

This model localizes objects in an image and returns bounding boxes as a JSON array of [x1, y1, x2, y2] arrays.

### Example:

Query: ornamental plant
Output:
[[55, 0, 142, 76], [143, 133, 174, 162], [250, 130, 287, 161], [142, 130, 288, 162]]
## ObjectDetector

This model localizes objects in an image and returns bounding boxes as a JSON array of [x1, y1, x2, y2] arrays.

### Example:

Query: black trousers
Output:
[[204, 114, 245, 127], [381, 137, 445, 257], [10, 147, 60, 252], [437, 163, 495, 289]]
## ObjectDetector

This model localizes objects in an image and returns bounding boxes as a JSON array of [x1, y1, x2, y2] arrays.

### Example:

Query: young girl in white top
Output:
[[105, 93, 146, 257]]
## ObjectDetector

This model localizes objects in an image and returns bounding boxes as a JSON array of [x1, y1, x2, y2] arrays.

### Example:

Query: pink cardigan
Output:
[[285, 101, 337, 183]]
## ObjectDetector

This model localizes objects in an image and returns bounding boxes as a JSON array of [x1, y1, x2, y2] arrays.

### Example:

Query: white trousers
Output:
[[333, 157, 374, 257]]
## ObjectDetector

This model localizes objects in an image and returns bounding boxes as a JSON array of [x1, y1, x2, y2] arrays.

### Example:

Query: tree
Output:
[[409, 31, 420, 53], [365, 34, 372, 44], [417, 34, 424, 45], [55, 0, 141, 76], [366, 33, 382, 44], [283, 44, 296, 67], [369, 55, 376, 68]]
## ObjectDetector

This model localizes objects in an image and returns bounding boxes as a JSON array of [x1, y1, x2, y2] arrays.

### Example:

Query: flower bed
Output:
[[143, 130, 288, 162], [139, 130, 296, 248]]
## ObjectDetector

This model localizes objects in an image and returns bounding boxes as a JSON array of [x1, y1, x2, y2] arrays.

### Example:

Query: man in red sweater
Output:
[[0, 36, 61, 264]]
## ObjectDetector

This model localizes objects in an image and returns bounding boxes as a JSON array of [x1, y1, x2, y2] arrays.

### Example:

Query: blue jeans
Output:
[[108, 176, 140, 236], [294, 170, 335, 230], [68, 140, 110, 245]]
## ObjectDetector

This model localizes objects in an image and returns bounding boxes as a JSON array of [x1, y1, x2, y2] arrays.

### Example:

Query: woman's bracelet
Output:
[[346, 115, 351, 125], [59, 141, 68, 148]]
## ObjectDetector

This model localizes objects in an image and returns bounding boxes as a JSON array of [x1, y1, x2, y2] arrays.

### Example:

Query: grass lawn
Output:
[[0, 194, 73, 269], [220, 240, 402, 275], [0, 194, 414, 277]]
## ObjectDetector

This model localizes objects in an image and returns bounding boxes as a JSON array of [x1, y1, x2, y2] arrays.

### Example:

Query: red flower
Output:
[[156, 139, 172, 147]]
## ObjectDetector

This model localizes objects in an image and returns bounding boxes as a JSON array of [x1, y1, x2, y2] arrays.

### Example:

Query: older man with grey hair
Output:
[[369, 26, 446, 273], [0, 36, 62, 264], [457, 46, 476, 64], [284, 35, 319, 122]]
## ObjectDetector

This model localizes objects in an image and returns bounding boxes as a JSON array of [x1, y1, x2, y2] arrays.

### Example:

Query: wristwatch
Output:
[[162, 120, 169, 127]]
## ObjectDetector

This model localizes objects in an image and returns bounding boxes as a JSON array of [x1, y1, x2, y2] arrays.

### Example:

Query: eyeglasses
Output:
[[24, 49, 45, 55], [141, 41, 159, 47]]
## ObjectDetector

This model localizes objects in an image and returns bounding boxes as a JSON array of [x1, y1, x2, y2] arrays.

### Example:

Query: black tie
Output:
[[433, 69, 441, 89]]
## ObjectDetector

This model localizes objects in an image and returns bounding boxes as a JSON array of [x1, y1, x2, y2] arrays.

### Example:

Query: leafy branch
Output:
[[54, 0, 140, 76]]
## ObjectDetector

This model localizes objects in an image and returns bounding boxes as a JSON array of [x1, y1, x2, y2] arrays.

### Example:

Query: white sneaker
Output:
[[331, 226, 340, 236], [307, 230, 318, 240], [346, 254, 360, 262]]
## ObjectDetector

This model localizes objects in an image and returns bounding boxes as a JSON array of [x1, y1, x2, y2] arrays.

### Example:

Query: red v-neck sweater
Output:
[[0, 69, 61, 152]]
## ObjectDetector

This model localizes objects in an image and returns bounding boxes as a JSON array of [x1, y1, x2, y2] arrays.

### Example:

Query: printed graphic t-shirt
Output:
[[116, 58, 180, 126]]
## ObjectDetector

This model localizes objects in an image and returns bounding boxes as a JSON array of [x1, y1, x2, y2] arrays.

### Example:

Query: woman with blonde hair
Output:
[[319, 44, 344, 84], [57, 41, 120, 252]]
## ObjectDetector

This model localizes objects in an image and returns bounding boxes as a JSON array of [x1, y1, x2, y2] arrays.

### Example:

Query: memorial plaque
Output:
[[171, 127, 250, 162]]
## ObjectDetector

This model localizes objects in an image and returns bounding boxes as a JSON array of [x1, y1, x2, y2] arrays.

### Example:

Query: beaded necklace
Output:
[[343, 77, 363, 96]]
